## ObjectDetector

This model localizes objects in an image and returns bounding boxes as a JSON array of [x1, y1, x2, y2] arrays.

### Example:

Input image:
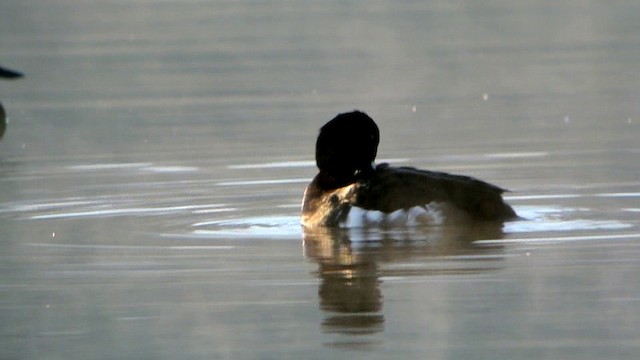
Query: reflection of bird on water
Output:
[[302, 111, 518, 228], [303, 223, 505, 344], [313, 231, 384, 336], [0, 65, 24, 140]]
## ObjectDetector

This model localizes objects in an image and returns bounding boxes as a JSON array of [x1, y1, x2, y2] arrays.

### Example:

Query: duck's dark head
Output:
[[315, 110, 380, 188]]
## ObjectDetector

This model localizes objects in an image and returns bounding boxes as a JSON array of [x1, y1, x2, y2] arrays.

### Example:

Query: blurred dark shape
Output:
[[0, 66, 24, 79], [0, 102, 5, 139], [0, 65, 24, 140]]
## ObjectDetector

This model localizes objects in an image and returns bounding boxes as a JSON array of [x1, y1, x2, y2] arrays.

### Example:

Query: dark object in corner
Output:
[[0, 66, 24, 79], [0, 102, 6, 139], [1, 66, 24, 140]]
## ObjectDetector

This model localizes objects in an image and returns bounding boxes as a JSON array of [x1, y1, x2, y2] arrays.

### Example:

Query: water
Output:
[[1, 1, 639, 359]]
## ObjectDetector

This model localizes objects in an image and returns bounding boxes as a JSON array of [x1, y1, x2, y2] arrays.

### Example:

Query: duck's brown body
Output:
[[302, 163, 516, 227]]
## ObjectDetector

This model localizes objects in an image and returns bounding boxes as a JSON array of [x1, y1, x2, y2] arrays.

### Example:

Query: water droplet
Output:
[[411, 105, 417, 113], [482, 93, 489, 101]]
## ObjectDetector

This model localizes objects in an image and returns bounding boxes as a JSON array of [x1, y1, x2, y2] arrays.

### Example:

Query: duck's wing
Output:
[[355, 165, 517, 221]]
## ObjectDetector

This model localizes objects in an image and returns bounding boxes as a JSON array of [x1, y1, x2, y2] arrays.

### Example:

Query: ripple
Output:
[[216, 178, 309, 186], [595, 192, 640, 198], [484, 151, 549, 159], [66, 162, 199, 173], [505, 219, 632, 233], [181, 205, 634, 241], [28, 204, 233, 220], [67, 163, 152, 171], [27, 243, 234, 250], [142, 166, 199, 173], [477, 233, 640, 245], [188, 216, 302, 239], [507, 205, 633, 233], [227, 160, 315, 169]]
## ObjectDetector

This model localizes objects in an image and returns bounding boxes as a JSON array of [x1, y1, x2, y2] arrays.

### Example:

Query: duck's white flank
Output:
[[341, 203, 451, 228]]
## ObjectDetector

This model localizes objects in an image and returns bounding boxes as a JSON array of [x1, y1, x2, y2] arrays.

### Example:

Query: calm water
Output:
[[1, 1, 639, 359]]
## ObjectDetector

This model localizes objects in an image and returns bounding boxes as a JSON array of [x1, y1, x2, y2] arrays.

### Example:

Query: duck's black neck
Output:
[[315, 166, 375, 190]]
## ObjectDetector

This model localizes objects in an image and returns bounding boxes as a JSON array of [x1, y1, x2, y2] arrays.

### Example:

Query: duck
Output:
[[301, 110, 517, 228]]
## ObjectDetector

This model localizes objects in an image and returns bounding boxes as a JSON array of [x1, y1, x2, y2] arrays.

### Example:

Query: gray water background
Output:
[[1, 1, 639, 359]]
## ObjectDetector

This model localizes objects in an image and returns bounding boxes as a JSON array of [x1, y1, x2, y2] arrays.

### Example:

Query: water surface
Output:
[[1, 1, 639, 359]]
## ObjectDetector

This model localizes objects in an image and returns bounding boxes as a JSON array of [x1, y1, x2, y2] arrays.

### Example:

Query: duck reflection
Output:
[[303, 223, 506, 339], [311, 231, 384, 336]]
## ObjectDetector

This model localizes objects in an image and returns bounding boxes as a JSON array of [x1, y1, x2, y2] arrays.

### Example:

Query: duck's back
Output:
[[354, 164, 517, 221]]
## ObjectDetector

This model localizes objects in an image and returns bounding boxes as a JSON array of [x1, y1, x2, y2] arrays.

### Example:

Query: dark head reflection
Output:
[[314, 238, 384, 335], [303, 223, 506, 341]]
